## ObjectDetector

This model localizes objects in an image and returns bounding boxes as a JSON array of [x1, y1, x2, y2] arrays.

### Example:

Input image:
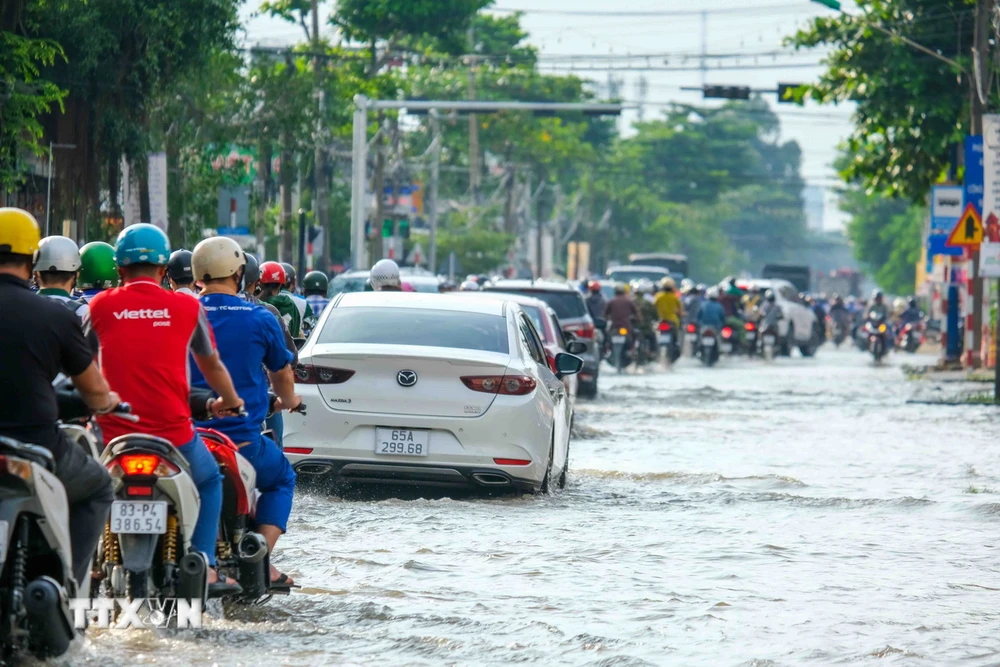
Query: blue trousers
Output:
[[241, 433, 295, 532], [176, 434, 223, 566], [264, 411, 283, 449]]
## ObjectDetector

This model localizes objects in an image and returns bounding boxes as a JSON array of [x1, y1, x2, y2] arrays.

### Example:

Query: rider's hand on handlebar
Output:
[[94, 391, 123, 415], [273, 394, 304, 413], [210, 395, 246, 418]]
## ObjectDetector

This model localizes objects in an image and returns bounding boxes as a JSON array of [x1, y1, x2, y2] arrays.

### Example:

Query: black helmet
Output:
[[908, 297, 917, 309], [166, 249, 193, 283], [243, 254, 260, 286], [280, 262, 295, 287], [872, 289, 884, 301], [302, 270, 328, 294]]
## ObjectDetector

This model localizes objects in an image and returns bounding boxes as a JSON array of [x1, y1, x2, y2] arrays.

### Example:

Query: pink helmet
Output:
[[401, 282, 416, 292]]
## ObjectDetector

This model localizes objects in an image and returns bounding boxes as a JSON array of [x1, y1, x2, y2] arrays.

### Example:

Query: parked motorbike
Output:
[[897, 321, 924, 353], [657, 321, 681, 366], [699, 326, 720, 367]]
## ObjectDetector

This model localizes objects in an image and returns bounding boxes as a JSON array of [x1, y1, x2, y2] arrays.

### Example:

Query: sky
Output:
[[240, 0, 857, 230]]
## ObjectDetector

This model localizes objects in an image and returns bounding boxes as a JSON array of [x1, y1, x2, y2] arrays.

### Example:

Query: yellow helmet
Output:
[[0, 208, 41, 257]]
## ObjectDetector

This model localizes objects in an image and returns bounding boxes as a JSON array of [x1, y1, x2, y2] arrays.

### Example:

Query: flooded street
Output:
[[79, 348, 1000, 666]]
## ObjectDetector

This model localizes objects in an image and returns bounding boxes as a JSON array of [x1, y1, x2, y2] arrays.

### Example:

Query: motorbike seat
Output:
[[0, 436, 56, 473], [105, 434, 193, 477]]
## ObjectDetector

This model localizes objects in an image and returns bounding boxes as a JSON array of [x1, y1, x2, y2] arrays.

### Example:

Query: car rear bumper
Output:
[[290, 457, 540, 492]]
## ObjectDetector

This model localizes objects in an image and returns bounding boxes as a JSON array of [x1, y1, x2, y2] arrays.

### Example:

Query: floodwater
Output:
[[71, 347, 1000, 666]]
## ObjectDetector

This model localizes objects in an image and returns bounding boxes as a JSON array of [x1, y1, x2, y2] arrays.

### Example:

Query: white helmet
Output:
[[191, 237, 246, 281], [661, 276, 676, 290], [707, 287, 721, 299], [370, 259, 401, 290], [631, 278, 654, 295], [460, 280, 481, 291], [34, 236, 81, 272]]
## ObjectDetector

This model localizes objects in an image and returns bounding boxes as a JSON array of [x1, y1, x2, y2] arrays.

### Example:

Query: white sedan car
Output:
[[282, 292, 583, 493], [745, 279, 819, 356]]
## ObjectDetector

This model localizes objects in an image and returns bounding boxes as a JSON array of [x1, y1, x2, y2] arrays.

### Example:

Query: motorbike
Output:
[[699, 326, 720, 367], [760, 323, 779, 360], [832, 319, 848, 348], [607, 326, 634, 374], [720, 325, 736, 356], [685, 322, 699, 358], [897, 321, 924, 353], [863, 314, 891, 363], [743, 320, 759, 357], [657, 321, 682, 366], [0, 395, 132, 662]]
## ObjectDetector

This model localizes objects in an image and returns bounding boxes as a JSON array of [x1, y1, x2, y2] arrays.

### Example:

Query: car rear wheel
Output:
[[558, 442, 569, 489]]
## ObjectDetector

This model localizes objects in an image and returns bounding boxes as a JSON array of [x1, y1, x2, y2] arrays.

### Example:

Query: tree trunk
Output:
[[279, 135, 294, 262]]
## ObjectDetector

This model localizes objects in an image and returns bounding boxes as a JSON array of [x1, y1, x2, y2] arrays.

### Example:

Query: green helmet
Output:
[[79, 242, 118, 290], [302, 270, 328, 294]]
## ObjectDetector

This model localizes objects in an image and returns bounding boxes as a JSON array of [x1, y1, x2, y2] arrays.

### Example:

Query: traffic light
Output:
[[381, 219, 393, 238], [702, 85, 751, 100], [399, 220, 411, 240], [776, 83, 805, 104], [811, 0, 841, 9]]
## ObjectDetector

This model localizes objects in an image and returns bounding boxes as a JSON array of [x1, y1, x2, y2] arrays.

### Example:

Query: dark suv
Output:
[[484, 280, 600, 398]]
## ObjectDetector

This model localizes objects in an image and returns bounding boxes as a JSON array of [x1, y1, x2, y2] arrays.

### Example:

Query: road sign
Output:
[[945, 203, 983, 247], [928, 185, 964, 256]]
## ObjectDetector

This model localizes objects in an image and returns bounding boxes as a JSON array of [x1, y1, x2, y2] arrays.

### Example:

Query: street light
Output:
[[45, 142, 77, 237]]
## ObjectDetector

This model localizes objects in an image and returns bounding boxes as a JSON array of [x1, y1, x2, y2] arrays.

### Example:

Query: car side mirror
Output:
[[567, 341, 588, 355], [555, 352, 584, 376], [593, 317, 607, 330]]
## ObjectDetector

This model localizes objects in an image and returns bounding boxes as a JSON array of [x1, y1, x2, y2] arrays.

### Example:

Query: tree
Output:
[[789, 0, 977, 200], [839, 186, 924, 294]]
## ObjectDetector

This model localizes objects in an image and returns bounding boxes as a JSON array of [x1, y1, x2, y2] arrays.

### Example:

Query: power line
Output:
[[489, 4, 808, 17]]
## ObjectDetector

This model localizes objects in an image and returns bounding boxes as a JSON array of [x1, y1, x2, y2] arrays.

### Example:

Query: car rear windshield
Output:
[[317, 307, 509, 353], [327, 275, 371, 297], [607, 269, 666, 283], [487, 289, 586, 320]]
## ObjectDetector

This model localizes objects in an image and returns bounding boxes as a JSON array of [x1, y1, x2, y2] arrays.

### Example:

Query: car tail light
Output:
[[284, 447, 314, 455], [721, 326, 733, 339], [744, 322, 756, 332], [565, 323, 595, 339], [658, 321, 672, 332], [126, 485, 153, 497], [108, 453, 179, 478], [295, 364, 355, 384], [686, 323, 697, 334], [0, 455, 32, 482], [461, 375, 537, 396], [493, 458, 531, 466]]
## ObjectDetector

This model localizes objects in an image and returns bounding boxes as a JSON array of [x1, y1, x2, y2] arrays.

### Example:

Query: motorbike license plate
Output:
[[110, 501, 167, 535], [763, 335, 776, 345], [375, 428, 429, 456], [658, 334, 673, 345], [721, 343, 733, 353], [611, 335, 627, 344], [701, 336, 716, 346]]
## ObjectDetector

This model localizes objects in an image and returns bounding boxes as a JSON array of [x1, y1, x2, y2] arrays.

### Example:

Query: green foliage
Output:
[[436, 224, 515, 276], [789, 0, 976, 200], [333, 0, 491, 54]]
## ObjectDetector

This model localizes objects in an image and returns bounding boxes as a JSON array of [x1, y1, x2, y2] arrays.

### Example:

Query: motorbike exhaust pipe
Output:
[[237, 533, 268, 598], [23, 576, 73, 658], [176, 552, 208, 605]]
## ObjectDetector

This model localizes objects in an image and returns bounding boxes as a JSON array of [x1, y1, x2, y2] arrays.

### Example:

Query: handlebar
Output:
[[109, 402, 139, 423]]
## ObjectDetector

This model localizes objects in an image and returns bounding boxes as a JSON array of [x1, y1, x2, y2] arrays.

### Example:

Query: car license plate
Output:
[[701, 336, 716, 346], [375, 428, 429, 456], [110, 501, 167, 535], [764, 335, 776, 345], [658, 334, 673, 345], [611, 335, 626, 344], [722, 343, 732, 353]]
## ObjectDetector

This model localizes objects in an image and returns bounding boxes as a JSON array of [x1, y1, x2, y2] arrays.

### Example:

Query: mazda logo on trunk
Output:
[[397, 370, 418, 387]]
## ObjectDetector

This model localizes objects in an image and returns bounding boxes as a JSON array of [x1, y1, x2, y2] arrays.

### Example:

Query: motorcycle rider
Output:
[[190, 238, 300, 589], [868, 290, 889, 321], [87, 223, 245, 594], [604, 283, 639, 345], [586, 280, 607, 322], [631, 279, 659, 356], [166, 249, 198, 296], [654, 277, 684, 332], [259, 262, 304, 339], [806, 295, 827, 344], [899, 297, 923, 326], [828, 294, 850, 336], [34, 235, 88, 319], [303, 270, 330, 317], [698, 288, 726, 332], [0, 208, 119, 586], [684, 283, 705, 326], [77, 241, 118, 301], [279, 262, 315, 332], [370, 258, 403, 292], [460, 280, 481, 291]]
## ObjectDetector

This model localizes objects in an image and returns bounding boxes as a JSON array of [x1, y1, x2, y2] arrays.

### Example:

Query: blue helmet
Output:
[[115, 223, 170, 267]]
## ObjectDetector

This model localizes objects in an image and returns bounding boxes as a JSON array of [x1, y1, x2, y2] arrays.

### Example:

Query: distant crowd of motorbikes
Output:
[[586, 278, 927, 371]]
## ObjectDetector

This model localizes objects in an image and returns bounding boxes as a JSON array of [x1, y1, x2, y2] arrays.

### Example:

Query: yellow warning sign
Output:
[[946, 203, 983, 247]]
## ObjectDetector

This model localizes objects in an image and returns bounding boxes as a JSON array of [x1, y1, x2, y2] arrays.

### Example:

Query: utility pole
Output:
[[970, 0, 991, 367], [502, 141, 516, 234], [467, 26, 480, 204], [429, 110, 441, 274], [700, 10, 708, 87], [279, 140, 294, 263], [312, 0, 330, 275], [254, 139, 269, 261]]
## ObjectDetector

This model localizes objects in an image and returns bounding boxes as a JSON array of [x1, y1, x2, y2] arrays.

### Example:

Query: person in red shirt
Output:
[[87, 224, 244, 594]]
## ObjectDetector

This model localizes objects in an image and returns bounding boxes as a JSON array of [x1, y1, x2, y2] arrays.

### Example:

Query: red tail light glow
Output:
[[109, 453, 179, 478], [686, 323, 697, 334], [493, 458, 531, 466], [744, 322, 757, 332], [295, 364, 355, 384], [658, 321, 673, 332], [721, 327, 733, 339], [125, 485, 154, 497], [284, 447, 314, 455], [462, 375, 537, 396], [566, 323, 595, 339]]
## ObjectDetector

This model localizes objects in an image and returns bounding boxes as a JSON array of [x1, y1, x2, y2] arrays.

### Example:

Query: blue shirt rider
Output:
[[697, 289, 726, 330]]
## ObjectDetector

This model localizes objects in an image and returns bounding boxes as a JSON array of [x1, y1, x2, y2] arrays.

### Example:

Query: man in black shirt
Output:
[[0, 207, 119, 585]]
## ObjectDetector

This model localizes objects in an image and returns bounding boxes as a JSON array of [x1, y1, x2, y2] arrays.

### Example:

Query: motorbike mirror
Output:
[[567, 341, 588, 355], [593, 317, 607, 330], [555, 352, 584, 376]]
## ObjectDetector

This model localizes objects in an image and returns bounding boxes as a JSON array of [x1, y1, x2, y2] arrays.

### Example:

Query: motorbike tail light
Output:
[[295, 364, 355, 384], [109, 453, 179, 479], [686, 323, 697, 334], [125, 485, 154, 497], [721, 326, 733, 339], [618, 328, 628, 336], [658, 321, 672, 332], [744, 322, 756, 332], [493, 458, 531, 466], [878, 324, 887, 333], [566, 323, 595, 339], [0, 455, 32, 482], [462, 375, 537, 396]]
